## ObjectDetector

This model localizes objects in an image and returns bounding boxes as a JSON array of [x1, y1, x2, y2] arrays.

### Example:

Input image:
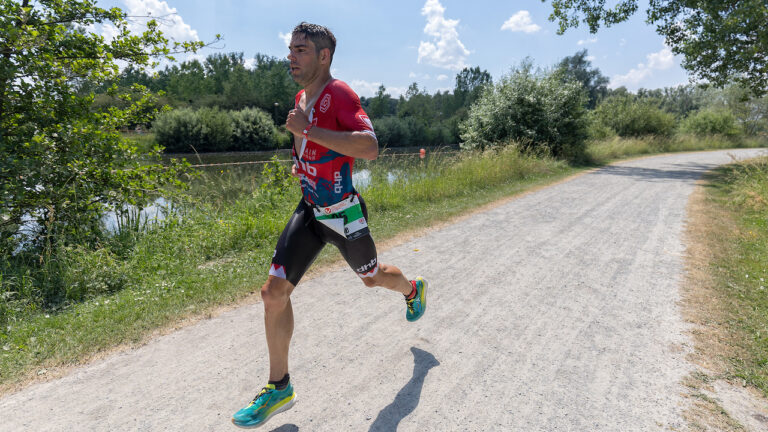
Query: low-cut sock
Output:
[[405, 281, 417, 300], [269, 373, 290, 390]]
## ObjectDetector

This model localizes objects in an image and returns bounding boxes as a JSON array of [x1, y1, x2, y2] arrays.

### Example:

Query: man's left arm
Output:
[[285, 106, 378, 161]]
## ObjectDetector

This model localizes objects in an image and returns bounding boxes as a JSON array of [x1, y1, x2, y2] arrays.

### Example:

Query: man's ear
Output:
[[319, 48, 331, 65]]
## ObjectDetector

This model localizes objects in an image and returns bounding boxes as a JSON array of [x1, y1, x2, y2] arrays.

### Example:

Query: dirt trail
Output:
[[1, 149, 766, 432]]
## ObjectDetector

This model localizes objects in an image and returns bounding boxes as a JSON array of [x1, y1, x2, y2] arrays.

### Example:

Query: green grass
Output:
[[122, 132, 158, 153], [1, 135, 766, 391], [701, 156, 768, 395], [584, 134, 766, 163]]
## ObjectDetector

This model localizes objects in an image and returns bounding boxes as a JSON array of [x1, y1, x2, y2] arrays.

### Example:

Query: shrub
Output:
[[459, 62, 588, 158], [274, 129, 293, 149], [586, 112, 617, 140], [592, 96, 676, 137], [197, 107, 233, 152], [153, 107, 236, 152], [153, 108, 202, 153], [230, 107, 277, 150], [679, 108, 743, 137]]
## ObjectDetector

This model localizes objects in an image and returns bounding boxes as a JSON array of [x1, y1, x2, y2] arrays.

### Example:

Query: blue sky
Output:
[[99, 0, 691, 97]]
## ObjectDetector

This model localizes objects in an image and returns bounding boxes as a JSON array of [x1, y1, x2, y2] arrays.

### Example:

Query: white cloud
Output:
[[647, 47, 674, 70], [96, 23, 121, 42], [417, 0, 470, 71], [409, 72, 432, 80], [611, 46, 678, 88], [611, 66, 652, 88], [437, 74, 448, 81], [348, 80, 406, 98], [349, 80, 381, 97], [577, 37, 598, 45], [86, 1, 199, 70], [279, 32, 292, 47], [501, 11, 541, 34], [619, 38, 627, 46], [243, 57, 257, 70], [586, 55, 596, 62], [123, 0, 199, 42]]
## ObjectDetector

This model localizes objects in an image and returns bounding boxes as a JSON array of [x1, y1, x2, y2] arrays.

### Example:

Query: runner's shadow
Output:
[[269, 424, 299, 432], [369, 347, 440, 432]]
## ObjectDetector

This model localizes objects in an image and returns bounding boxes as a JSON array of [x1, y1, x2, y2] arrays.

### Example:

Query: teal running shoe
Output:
[[232, 383, 297, 429], [405, 277, 427, 322]]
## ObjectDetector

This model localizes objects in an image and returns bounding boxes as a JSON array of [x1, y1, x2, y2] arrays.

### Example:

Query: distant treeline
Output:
[[92, 50, 768, 154]]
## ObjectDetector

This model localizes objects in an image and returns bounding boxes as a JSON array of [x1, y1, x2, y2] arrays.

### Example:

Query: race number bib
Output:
[[312, 195, 370, 240]]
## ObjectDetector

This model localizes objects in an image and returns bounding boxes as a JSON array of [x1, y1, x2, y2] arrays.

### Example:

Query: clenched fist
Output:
[[285, 106, 310, 137]]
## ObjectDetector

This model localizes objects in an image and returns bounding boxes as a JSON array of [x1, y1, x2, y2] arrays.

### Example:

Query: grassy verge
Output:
[[0, 136, 766, 392], [686, 156, 768, 395], [584, 134, 766, 163]]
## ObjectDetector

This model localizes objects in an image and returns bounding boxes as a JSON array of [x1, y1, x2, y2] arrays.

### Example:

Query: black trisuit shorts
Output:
[[268, 194, 378, 286]]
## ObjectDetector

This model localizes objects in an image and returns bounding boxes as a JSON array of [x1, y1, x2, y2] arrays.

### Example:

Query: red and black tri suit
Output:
[[269, 79, 379, 285]]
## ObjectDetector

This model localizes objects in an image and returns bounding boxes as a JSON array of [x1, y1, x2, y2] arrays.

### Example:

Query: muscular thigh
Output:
[[270, 200, 326, 286]]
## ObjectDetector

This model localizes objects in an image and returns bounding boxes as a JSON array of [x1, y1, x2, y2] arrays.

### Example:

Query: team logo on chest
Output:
[[319, 94, 332, 113]]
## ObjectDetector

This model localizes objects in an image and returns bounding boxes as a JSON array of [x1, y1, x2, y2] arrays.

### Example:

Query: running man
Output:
[[232, 22, 428, 429]]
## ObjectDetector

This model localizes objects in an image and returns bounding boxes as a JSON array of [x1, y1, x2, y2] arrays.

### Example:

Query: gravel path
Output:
[[2, 149, 766, 432]]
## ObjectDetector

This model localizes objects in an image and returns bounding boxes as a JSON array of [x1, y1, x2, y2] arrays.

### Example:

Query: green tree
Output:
[[545, 0, 768, 95], [0, 0, 214, 255], [397, 82, 440, 125], [555, 49, 609, 109], [369, 84, 392, 119], [454, 66, 492, 109]]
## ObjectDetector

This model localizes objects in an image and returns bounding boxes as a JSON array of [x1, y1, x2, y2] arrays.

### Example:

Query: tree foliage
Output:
[[679, 108, 742, 137], [545, 0, 768, 95], [555, 49, 609, 109], [100, 52, 301, 123], [591, 95, 676, 137], [0, 0, 212, 255], [460, 61, 589, 158]]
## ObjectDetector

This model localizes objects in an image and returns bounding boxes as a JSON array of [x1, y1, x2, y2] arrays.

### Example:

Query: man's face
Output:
[[287, 34, 318, 85], [287, 34, 327, 85]]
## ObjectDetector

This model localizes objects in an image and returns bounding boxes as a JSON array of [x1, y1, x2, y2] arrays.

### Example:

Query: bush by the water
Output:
[[153, 106, 278, 152], [679, 108, 743, 137], [459, 62, 588, 158], [591, 95, 676, 137], [231, 108, 278, 151]]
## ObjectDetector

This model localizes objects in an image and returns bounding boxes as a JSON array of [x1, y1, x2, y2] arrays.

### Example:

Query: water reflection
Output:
[[352, 169, 401, 190]]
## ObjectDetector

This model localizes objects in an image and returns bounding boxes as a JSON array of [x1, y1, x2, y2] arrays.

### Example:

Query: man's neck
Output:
[[303, 71, 333, 100]]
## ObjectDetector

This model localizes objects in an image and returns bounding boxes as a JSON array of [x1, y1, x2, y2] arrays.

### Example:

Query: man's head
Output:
[[292, 22, 336, 63], [287, 22, 336, 86]]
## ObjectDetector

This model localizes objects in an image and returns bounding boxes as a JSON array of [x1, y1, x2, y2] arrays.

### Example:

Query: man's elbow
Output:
[[363, 137, 379, 160]]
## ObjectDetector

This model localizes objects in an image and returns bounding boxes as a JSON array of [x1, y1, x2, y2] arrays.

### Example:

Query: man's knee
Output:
[[261, 277, 293, 309], [360, 263, 385, 287]]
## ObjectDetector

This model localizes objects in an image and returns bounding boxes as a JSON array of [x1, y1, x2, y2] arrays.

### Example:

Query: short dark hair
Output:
[[292, 22, 336, 63]]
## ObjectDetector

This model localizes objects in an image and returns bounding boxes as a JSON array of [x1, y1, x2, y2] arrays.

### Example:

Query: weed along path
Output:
[[2, 148, 767, 432]]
